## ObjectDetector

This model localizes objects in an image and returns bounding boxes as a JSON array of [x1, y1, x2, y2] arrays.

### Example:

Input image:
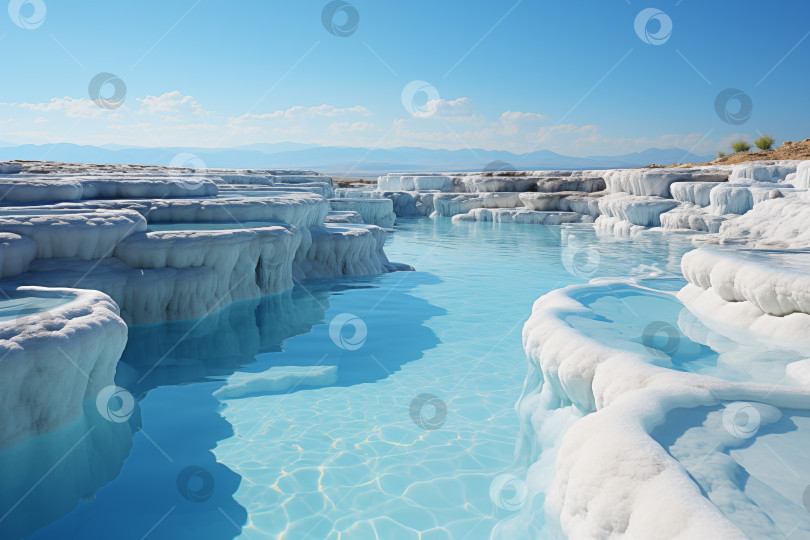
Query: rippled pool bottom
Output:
[[23, 219, 698, 539]]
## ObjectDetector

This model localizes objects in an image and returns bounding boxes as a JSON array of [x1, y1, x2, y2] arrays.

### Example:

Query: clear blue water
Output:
[[564, 283, 721, 374], [556, 274, 810, 538], [652, 406, 810, 538], [0, 289, 75, 322], [563, 282, 807, 384], [3, 219, 704, 539]]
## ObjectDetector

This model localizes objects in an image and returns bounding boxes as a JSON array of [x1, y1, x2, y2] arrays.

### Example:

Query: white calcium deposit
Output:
[[0, 162, 407, 448]]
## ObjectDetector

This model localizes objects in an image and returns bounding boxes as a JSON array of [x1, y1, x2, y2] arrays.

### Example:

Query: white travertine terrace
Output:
[[373, 159, 810, 538], [519, 191, 604, 217], [786, 160, 810, 189], [376, 160, 806, 238], [451, 208, 593, 225], [0, 161, 408, 448], [659, 202, 730, 233], [325, 210, 363, 224], [603, 167, 730, 197], [0, 210, 147, 259], [597, 193, 679, 227], [0, 175, 219, 203], [6, 155, 810, 536], [520, 278, 810, 538], [670, 181, 716, 206], [710, 194, 810, 249], [328, 197, 396, 228], [0, 233, 37, 277], [432, 192, 524, 217], [0, 286, 127, 449], [682, 248, 810, 318]]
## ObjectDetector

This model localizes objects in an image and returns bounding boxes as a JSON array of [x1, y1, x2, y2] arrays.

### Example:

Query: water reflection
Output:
[[0, 402, 139, 539], [10, 273, 443, 539], [117, 285, 334, 396], [652, 406, 810, 538]]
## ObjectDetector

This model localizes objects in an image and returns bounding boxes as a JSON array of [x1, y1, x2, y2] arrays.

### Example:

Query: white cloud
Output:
[[108, 121, 219, 134], [14, 97, 121, 119], [172, 122, 218, 131], [231, 104, 371, 124], [499, 111, 548, 123], [413, 97, 484, 123], [533, 123, 598, 144], [286, 104, 371, 118], [7, 130, 51, 139], [137, 91, 205, 116], [329, 121, 376, 133], [0, 92, 743, 157], [226, 104, 375, 145], [394, 101, 555, 151]]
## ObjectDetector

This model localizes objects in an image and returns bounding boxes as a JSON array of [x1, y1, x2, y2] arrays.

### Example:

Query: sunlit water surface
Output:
[[10, 219, 702, 540]]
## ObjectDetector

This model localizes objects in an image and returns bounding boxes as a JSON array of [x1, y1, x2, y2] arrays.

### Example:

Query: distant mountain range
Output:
[[0, 142, 712, 177]]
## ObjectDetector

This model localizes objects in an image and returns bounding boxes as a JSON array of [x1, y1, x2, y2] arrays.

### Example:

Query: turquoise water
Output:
[[0, 289, 75, 322], [4, 219, 701, 539], [563, 282, 807, 384], [652, 405, 810, 538]]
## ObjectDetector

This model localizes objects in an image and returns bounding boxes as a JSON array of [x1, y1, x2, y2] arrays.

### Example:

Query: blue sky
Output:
[[1, 0, 808, 156]]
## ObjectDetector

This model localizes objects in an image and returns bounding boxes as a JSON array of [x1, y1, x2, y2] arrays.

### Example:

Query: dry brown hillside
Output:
[[664, 138, 810, 168]]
